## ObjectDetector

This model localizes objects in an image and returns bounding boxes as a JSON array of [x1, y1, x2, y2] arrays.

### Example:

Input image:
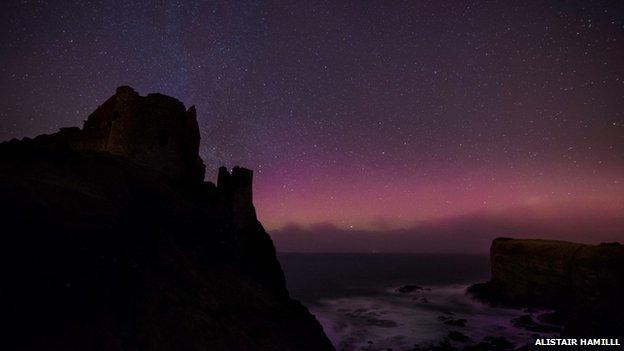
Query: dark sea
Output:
[[278, 253, 560, 351]]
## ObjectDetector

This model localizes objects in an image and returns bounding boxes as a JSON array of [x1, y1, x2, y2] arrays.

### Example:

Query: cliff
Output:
[[0, 87, 334, 350], [469, 238, 624, 337]]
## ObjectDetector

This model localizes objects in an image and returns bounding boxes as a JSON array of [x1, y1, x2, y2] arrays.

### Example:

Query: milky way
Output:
[[1, 1, 623, 237]]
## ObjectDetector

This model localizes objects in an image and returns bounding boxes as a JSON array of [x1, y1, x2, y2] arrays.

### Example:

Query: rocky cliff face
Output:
[[0, 87, 334, 350], [469, 238, 624, 336]]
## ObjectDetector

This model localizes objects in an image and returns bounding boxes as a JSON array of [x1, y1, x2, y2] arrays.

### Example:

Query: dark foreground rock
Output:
[[0, 87, 334, 350], [468, 238, 624, 337]]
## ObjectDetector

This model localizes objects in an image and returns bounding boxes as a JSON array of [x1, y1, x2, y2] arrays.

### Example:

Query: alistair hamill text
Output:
[[535, 339, 620, 346]]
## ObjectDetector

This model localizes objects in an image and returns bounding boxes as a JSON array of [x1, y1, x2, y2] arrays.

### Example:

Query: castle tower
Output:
[[217, 166, 254, 220], [78, 86, 205, 183]]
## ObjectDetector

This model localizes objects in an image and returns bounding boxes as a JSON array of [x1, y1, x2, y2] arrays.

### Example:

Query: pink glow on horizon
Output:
[[253, 164, 624, 232]]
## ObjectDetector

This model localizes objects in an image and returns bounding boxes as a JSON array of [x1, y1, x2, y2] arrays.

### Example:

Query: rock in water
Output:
[[511, 315, 560, 333], [0, 87, 334, 350], [396, 285, 424, 293], [447, 331, 470, 342]]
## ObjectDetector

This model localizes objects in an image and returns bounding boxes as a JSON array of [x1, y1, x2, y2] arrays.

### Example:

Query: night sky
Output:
[[1, 1, 623, 249]]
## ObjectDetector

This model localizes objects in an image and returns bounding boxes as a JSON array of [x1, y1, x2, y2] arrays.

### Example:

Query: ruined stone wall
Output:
[[78, 86, 205, 183]]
